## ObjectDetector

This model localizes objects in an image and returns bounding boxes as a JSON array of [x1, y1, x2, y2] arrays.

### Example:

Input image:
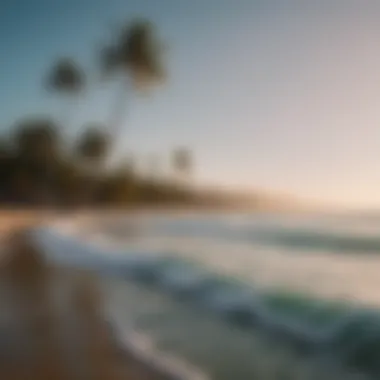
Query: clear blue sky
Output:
[[2, 1, 380, 209]]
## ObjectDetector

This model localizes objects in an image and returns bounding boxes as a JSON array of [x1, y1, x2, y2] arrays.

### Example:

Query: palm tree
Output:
[[13, 118, 60, 164], [46, 57, 86, 133], [74, 125, 110, 205], [171, 147, 192, 186], [76, 125, 110, 168], [100, 19, 165, 142], [45, 58, 87, 206], [47, 58, 85, 93], [11, 118, 62, 204]]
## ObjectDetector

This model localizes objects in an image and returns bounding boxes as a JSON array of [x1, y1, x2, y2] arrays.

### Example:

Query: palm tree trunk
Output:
[[108, 76, 129, 144]]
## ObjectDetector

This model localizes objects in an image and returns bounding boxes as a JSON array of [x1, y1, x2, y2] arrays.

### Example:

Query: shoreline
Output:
[[2, 210, 379, 379]]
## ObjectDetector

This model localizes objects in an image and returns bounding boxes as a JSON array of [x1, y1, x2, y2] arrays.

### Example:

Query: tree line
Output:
[[0, 19, 194, 208], [0, 117, 193, 208]]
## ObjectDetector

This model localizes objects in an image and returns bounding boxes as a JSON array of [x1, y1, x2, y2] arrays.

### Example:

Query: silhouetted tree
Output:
[[100, 19, 165, 140], [8, 118, 63, 204], [47, 58, 85, 94], [172, 147, 192, 184], [12, 118, 61, 163], [76, 125, 110, 166], [0, 120, 196, 207], [74, 125, 111, 204], [0, 17, 201, 208], [46, 58, 86, 131]]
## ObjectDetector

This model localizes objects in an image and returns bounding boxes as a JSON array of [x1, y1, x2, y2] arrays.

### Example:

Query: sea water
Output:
[[40, 210, 380, 379]]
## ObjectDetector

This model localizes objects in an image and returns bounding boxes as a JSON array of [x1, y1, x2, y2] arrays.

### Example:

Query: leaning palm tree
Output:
[[100, 19, 165, 141]]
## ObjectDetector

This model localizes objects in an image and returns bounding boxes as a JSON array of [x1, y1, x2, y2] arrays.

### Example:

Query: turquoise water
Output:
[[41, 211, 380, 379]]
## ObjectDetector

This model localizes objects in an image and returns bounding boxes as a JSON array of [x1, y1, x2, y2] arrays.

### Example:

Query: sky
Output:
[[2, 1, 380, 209]]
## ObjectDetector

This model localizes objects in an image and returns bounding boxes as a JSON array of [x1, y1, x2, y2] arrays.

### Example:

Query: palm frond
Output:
[[47, 58, 85, 93]]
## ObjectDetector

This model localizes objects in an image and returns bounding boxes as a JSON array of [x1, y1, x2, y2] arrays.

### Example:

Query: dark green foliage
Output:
[[46, 58, 85, 94], [13, 118, 60, 162], [0, 119, 193, 208], [75, 125, 110, 163], [100, 19, 165, 89]]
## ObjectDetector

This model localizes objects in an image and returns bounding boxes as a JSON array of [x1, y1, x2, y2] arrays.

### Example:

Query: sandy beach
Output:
[[0, 212, 207, 380], [0, 210, 376, 379]]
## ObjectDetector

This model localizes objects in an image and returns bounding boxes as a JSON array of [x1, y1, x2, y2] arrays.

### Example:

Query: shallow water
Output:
[[44, 211, 380, 379], [77, 211, 380, 308]]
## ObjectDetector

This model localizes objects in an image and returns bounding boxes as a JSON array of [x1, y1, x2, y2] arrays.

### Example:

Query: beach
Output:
[[1, 210, 379, 379]]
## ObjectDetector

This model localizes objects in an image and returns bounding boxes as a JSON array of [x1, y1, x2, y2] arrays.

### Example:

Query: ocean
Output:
[[37, 211, 380, 379]]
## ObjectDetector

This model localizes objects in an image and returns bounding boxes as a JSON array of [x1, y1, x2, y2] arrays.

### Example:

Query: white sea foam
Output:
[[32, 223, 210, 380]]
